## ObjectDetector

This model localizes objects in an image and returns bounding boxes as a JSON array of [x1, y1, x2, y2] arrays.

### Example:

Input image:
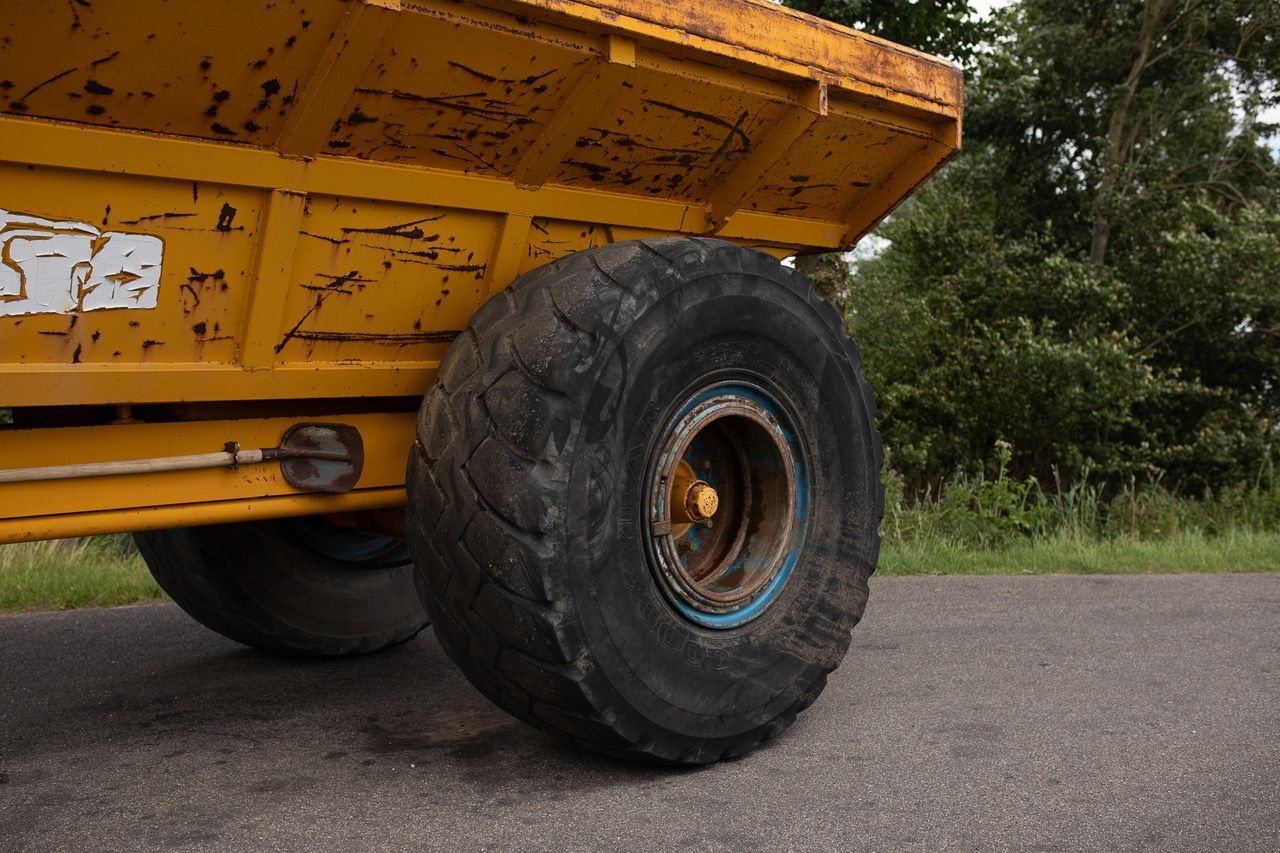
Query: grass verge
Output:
[[879, 529, 1280, 576], [0, 536, 164, 613], [2, 528, 1277, 613]]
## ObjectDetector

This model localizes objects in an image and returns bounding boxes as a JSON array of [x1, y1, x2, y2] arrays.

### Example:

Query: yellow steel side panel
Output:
[[842, 142, 952, 242], [743, 112, 942, 221], [274, 197, 501, 364], [0, 0, 345, 145], [540, 66, 789, 202], [522, 218, 612, 276], [0, 161, 262, 368], [490, 0, 964, 113], [240, 190, 308, 368], [0, 412, 414, 520], [606, 224, 818, 261], [0, 489, 407, 545], [328, 13, 597, 174], [0, 363, 441, 408]]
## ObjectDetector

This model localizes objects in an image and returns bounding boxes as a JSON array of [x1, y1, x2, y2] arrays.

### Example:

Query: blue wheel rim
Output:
[[285, 516, 404, 563], [644, 381, 808, 629]]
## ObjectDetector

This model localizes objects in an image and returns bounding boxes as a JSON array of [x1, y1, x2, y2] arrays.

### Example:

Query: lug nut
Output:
[[685, 481, 719, 521]]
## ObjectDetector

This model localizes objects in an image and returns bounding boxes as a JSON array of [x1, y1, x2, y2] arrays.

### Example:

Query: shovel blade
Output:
[[279, 423, 364, 494]]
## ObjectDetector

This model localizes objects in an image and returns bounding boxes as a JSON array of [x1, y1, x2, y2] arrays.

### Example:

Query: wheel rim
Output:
[[285, 516, 404, 563], [645, 381, 808, 628]]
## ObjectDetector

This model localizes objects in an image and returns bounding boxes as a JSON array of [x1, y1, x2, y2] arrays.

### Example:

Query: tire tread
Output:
[[408, 238, 882, 763]]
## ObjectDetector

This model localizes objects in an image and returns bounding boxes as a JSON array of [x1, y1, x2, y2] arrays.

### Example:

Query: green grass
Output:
[[0, 535, 165, 612], [2, 528, 1277, 614], [880, 529, 1280, 576], [3, 461, 1280, 612], [874, 442, 1280, 576]]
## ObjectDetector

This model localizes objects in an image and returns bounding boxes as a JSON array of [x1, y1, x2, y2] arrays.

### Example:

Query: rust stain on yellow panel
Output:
[[544, 67, 789, 202], [745, 116, 927, 220], [521, 218, 611, 276], [330, 14, 596, 175], [0, 0, 346, 145], [273, 197, 497, 363], [276, 0, 401, 157]]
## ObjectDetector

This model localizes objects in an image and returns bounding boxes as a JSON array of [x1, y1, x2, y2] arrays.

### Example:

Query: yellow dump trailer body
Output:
[[0, 0, 961, 543]]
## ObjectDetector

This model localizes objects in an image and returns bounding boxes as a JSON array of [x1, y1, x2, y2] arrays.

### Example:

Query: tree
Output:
[[850, 157, 1280, 490], [799, 0, 1280, 492], [970, 1, 1280, 266]]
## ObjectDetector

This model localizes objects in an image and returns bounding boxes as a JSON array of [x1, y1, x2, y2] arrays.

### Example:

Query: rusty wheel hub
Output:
[[645, 381, 808, 628]]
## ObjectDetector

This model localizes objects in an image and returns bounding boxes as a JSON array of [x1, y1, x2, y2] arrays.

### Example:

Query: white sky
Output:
[[968, 0, 1006, 17]]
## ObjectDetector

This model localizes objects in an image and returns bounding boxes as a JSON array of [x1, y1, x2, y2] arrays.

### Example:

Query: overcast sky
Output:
[[969, 0, 1006, 16]]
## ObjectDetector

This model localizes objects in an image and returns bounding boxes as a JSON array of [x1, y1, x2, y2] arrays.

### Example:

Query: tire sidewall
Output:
[[565, 261, 879, 739], [136, 520, 427, 656]]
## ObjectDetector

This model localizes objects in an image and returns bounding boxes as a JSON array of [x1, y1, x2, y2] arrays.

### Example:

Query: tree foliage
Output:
[[971, 0, 1280, 266], [799, 0, 1280, 493]]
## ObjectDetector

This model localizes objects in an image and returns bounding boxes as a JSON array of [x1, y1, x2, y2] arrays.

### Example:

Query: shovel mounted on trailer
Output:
[[0, 423, 364, 494]]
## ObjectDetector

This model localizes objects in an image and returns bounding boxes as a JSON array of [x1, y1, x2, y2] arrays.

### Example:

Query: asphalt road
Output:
[[1, 574, 1277, 852]]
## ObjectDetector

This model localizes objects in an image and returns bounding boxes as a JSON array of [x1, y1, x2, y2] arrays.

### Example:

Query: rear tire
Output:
[[135, 518, 428, 656], [407, 237, 882, 763]]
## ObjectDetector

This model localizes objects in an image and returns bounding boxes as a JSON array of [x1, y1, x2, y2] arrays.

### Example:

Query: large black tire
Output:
[[135, 519, 429, 656], [407, 237, 883, 763]]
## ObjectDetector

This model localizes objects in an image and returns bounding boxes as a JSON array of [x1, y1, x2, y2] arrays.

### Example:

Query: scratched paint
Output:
[[332, 13, 591, 177], [522, 218, 609, 275], [744, 116, 919, 218], [545, 69, 785, 201], [0, 1, 345, 143], [0, 209, 163, 316], [276, 196, 496, 362]]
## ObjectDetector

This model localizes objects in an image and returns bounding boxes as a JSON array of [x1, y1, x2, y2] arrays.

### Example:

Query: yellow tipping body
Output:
[[0, 0, 962, 542]]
